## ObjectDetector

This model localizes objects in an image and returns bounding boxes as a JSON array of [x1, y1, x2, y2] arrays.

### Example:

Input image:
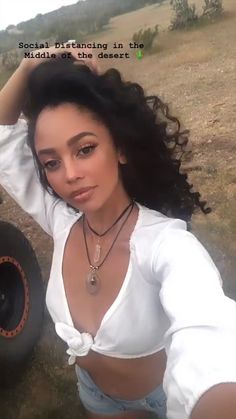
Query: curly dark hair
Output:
[[23, 58, 210, 222]]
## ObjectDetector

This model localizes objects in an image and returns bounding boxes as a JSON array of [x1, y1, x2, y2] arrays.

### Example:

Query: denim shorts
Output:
[[75, 365, 167, 418]]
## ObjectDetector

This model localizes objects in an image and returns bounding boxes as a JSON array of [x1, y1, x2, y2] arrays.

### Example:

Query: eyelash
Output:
[[77, 144, 97, 156], [43, 144, 97, 171]]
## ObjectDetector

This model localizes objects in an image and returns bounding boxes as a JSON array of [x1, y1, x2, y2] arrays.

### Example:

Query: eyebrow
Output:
[[37, 131, 97, 157]]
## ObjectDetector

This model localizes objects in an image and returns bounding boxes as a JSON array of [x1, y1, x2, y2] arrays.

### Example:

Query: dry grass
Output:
[[92, 0, 235, 43]]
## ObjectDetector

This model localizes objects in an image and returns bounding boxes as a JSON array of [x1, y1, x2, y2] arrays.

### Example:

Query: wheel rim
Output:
[[0, 256, 30, 338]]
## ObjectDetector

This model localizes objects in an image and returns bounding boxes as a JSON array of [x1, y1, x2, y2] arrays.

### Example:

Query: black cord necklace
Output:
[[83, 201, 134, 295], [86, 201, 134, 237]]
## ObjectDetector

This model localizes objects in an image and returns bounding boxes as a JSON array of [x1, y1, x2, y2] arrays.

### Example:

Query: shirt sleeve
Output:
[[0, 119, 68, 236], [152, 223, 236, 419]]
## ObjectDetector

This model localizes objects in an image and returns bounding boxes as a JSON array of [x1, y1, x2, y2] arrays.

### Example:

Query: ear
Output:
[[118, 150, 127, 165]]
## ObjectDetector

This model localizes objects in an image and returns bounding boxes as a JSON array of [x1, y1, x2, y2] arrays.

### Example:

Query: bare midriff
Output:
[[75, 348, 167, 400]]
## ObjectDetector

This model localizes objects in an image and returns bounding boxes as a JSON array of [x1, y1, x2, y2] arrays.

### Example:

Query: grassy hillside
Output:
[[88, 0, 235, 43], [0, 0, 164, 54]]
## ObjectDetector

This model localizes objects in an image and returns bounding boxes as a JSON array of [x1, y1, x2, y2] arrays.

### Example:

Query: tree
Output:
[[170, 0, 198, 30], [2, 51, 20, 71], [133, 25, 159, 51], [202, 0, 223, 19]]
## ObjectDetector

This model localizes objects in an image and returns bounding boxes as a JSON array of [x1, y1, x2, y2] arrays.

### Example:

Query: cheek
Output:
[[95, 149, 120, 177], [98, 159, 119, 183], [44, 171, 61, 191]]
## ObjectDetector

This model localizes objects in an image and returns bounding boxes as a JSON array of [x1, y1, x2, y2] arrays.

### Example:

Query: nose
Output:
[[64, 159, 84, 183]]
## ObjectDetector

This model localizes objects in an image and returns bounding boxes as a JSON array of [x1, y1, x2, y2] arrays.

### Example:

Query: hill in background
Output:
[[0, 0, 164, 54]]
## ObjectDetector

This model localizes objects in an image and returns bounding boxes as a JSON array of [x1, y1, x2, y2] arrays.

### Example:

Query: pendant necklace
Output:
[[93, 236, 101, 264], [83, 201, 134, 295], [87, 201, 134, 266]]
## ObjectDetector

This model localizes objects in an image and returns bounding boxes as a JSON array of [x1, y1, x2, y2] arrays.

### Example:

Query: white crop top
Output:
[[1, 118, 236, 419]]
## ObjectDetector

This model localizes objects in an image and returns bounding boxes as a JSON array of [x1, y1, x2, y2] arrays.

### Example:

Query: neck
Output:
[[84, 189, 133, 235]]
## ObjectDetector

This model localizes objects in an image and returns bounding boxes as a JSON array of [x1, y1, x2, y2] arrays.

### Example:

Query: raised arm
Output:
[[0, 46, 98, 235], [0, 44, 100, 124], [0, 59, 30, 124]]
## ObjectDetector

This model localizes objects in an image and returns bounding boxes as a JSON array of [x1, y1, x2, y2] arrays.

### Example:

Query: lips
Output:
[[69, 186, 96, 199]]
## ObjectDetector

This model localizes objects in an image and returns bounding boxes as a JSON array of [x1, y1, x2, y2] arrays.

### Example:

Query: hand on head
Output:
[[21, 40, 101, 76]]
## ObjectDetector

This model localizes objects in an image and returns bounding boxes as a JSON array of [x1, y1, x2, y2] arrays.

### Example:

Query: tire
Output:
[[0, 221, 45, 379]]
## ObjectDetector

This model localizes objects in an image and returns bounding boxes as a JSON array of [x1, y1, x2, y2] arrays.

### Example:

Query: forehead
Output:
[[34, 103, 107, 149]]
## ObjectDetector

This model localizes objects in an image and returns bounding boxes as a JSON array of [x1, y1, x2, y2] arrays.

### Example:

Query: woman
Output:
[[0, 45, 236, 419]]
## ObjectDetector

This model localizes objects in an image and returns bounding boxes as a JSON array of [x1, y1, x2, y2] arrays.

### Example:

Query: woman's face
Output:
[[34, 103, 127, 213]]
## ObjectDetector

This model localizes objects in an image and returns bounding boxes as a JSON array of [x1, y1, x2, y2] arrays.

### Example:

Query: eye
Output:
[[43, 160, 60, 171], [77, 145, 96, 156]]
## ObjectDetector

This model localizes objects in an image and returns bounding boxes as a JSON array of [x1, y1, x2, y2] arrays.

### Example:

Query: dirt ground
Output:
[[0, 0, 236, 417]]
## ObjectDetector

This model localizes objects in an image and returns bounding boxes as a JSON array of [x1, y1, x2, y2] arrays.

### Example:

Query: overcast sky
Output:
[[0, 0, 79, 30]]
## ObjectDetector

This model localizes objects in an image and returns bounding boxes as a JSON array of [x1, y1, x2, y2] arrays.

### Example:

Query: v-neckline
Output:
[[60, 202, 143, 340]]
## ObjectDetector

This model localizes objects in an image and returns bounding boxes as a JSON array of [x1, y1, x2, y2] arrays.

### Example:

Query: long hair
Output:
[[23, 58, 210, 222]]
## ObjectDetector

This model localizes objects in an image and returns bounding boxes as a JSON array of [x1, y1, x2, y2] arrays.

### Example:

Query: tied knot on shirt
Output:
[[55, 322, 94, 364]]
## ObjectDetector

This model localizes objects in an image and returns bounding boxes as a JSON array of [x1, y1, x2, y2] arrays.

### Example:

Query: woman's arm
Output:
[[190, 383, 236, 419], [152, 223, 236, 419], [0, 45, 99, 235], [0, 52, 66, 236], [0, 59, 31, 124], [0, 45, 99, 125]]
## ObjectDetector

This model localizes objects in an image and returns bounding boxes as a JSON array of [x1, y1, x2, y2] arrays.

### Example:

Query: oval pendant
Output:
[[86, 270, 100, 295]]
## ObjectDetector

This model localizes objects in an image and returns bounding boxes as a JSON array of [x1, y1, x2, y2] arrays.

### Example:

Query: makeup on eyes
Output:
[[42, 143, 98, 171], [37, 131, 98, 158], [77, 144, 97, 156]]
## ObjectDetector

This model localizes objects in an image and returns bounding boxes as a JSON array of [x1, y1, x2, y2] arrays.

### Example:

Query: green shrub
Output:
[[170, 0, 198, 30], [2, 51, 20, 71], [132, 25, 159, 51], [202, 0, 223, 19], [54, 24, 85, 44]]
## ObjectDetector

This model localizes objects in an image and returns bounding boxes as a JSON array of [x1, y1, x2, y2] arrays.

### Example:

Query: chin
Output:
[[67, 199, 100, 215]]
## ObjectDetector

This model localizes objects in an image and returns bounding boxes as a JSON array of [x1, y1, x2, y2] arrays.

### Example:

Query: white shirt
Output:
[[1, 118, 236, 419]]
